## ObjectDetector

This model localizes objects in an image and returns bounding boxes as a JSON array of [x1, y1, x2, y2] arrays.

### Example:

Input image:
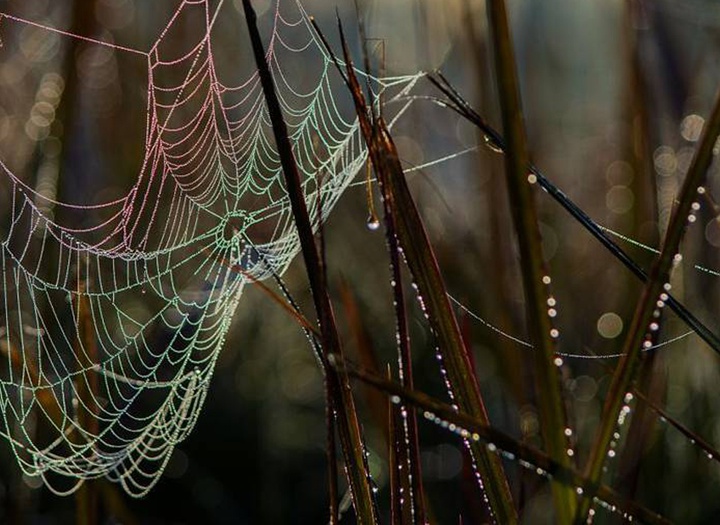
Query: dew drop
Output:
[[366, 216, 381, 231], [484, 135, 503, 153]]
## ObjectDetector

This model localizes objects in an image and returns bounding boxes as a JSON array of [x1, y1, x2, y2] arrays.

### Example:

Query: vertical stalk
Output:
[[74, 281, 99, 525], [373, 100, 426, 520], [240, 2, 378, 523], [484, 1, 576, 522]]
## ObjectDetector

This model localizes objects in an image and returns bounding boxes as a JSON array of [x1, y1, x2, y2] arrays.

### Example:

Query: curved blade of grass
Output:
[[426, 73, 720, 355], [575, 88, 720, 523], [322, 19, 517, 522], [331, 357, 672, 525], [241, 2, 378, 523], [484, 1, 576, 521]]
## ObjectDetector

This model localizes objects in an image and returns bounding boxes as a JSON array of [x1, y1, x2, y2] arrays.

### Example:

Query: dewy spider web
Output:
[[0, 0, 421, 496]]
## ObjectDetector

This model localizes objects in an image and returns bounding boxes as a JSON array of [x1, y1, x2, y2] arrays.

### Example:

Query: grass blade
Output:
[[575, 87, 720, 522], [484, 1, 576, 521], [339, 283, 427, 524], [321, 19, 517, 522], [241, 2, 378, 523], [634, 389, 720, 465]]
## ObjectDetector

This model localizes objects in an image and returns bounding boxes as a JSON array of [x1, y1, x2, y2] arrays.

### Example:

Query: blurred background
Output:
[[1, 0, 720, 523]]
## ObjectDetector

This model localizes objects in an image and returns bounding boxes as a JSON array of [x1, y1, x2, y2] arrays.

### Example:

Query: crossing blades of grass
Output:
[[311, 16, 518, 523], [331, 356, 672, 525], [426, 73, 720, 357]]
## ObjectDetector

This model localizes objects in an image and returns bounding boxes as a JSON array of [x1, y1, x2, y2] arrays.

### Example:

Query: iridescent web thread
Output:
[[0, 0, 422, 496]]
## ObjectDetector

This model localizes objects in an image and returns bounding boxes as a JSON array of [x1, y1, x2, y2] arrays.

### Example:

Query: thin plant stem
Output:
[[484, 0, 576, 521], [241, 2, 378, 523]]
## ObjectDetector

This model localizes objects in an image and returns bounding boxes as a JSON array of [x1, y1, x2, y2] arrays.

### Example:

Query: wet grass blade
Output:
[[388, 380, 402, 525], [339, 282, 427, 524], [575, 87, 720, 522], [332, 357, 672, 525], [426, 73, 720, 355], [322, 18, 517, 522], [484, 0, 576, 521], [241, 2, 378, 523], [367, 85, 427, 522]]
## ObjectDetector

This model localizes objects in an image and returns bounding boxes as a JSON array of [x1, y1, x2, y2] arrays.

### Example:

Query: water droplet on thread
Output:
[[484, 135, 503, 153]]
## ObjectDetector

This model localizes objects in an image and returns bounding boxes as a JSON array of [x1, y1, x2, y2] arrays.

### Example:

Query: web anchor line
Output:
[[0, 11, 149, 56]]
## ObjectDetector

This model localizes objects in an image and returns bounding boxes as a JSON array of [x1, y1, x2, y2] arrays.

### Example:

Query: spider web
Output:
[[0, 0, 421, 496]]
